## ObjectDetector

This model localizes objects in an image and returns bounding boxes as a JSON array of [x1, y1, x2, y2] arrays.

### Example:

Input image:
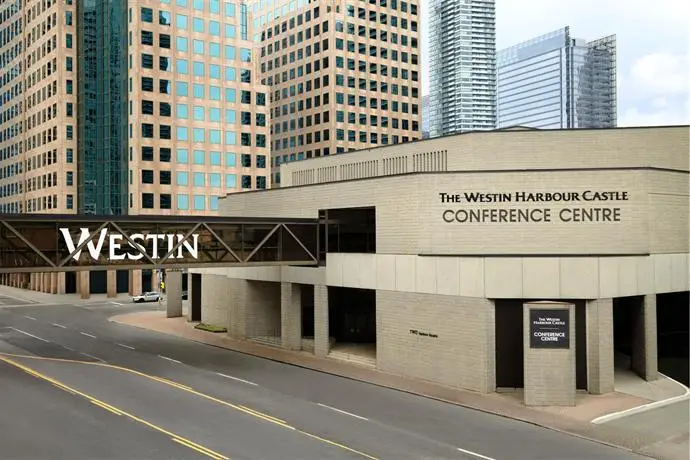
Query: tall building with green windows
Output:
[[0, 0, 270, 217], [0, 0, 270, 294]]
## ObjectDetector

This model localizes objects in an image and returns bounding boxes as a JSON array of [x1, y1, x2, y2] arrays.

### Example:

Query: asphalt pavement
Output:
[[0, 300, 649, 460]]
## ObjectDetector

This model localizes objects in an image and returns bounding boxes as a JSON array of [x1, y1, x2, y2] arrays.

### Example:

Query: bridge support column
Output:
[[37, 273, 44, 292], [56, 272, 65, 294], [49, 273, 58, 294], [78, 272, 90, 300], [166, 270, 183, 318], [128, 269, 142, 296], [44, 273, 52, 293], [107, 270, 117, 298], [314, 285, 330, 357], [281, 282, 302, 351]]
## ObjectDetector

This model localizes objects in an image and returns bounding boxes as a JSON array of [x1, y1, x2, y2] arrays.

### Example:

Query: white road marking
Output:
[[317, 403, 369, 421], [117, 343, 135, 350], [216, 372, 258, 386], [109, 302, 124, 306], [51, 323, 67, 329], [80, 332, 97, 339], [23, 315, 37, 320], [158, 355, 182, 364], [80, 352, 105, 362], [456, 447, 496, 460], [10, 327, 49, 342]]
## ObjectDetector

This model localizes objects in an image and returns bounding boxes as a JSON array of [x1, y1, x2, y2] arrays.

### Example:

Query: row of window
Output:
[[142, 55, 252, 83], [138, 77, 267, 106], [136, 124, 267, 148], [141, 31, 253, 62], [138, 100, 266, 127], [138, 147, 264, 169], [140, 170, 250, 188]]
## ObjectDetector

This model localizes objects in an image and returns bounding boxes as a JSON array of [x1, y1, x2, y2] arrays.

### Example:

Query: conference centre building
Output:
[[188, 125, 689, 397]]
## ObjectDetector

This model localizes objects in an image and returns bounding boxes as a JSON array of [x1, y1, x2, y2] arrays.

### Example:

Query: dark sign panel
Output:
[[529, 309, 569, 349]]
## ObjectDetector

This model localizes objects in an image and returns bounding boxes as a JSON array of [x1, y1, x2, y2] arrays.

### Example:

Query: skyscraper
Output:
[[248, 0, 422, 186], [428, 0, 496, 138], [496, 27, 617, 129], [0, 0, 271, 217], [0, 0, 271, 294]]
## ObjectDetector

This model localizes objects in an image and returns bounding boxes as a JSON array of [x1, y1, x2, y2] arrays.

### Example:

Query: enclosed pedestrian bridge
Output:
[[0, 214, 319, 273]]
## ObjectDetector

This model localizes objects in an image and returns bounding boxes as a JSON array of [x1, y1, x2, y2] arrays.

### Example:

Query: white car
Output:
[[132, 292, 161, 303]]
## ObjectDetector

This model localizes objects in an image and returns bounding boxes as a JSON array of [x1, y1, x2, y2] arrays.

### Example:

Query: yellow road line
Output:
[[297, 430, 379, 460], [237, 405, 291, 427], [0, 351, 378, 460], [172, 437, 226, 460], [150, 376, 193, 391], [90, 399, 123, 416], [0, 356, 229, 460]]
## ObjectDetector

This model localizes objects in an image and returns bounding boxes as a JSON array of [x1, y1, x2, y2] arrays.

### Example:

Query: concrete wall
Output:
[[200, 274, 232, 327], [245, 281, 281, 338], [376, 290, 495, 393], [280, 126, 689, 187], [325, 253, 690, 298]]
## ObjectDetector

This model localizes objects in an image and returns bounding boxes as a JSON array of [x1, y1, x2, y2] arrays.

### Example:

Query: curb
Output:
[[592, 375, 690, 424], [109, 313, 659, 457]]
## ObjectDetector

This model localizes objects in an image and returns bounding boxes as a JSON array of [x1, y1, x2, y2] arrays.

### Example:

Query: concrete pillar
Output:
[[56, 272, 66, 294], [78, 272, 90, 300], [43, 273, 51, 293], [106, 270, 117, 298], [166, 270, 183, 318], [281, 282, 302, 350], [128, 269, 142, 296], [314, 285, 330, 357], [632, 295, 659, 381], [586, 298, 615, 394], [523, 301, 576, 406]]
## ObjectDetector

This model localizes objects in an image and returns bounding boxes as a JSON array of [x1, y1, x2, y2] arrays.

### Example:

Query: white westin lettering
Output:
[[59, 228, 199, 262]]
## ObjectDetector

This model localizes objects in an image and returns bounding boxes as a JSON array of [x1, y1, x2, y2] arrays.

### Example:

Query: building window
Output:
[[160, 194, 172, 209], [141, 7, 154, 22], [193, 195, 205, 210], [66, 172, 73, 186], [241, 175, 251, 189], [142, 124, 154, 138], [142, 146, 154, 161], [177, 194, 189, 210], [177, 171, 188, 186], [142, 193, 155, 209], [66, 195, 74, 209]]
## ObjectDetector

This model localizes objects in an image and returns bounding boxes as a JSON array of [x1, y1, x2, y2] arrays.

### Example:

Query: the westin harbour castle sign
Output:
[[440, 190, 629, 224]]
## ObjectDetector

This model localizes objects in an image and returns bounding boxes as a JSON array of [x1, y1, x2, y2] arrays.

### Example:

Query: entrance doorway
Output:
[[327, 287, 376, 366], [657, 292, 688, 385], [190, 273, 201, 322]]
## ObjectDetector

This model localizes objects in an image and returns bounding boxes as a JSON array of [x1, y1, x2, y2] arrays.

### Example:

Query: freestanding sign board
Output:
[[529, 309, 570, 349], [523, 302, 576, 406]]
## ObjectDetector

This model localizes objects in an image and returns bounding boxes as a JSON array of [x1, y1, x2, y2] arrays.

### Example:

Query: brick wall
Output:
[[523, 302, 576, 406], [376, 290, 495, 393], [200, 274, 231, 327], [245, 281, 281, 338]]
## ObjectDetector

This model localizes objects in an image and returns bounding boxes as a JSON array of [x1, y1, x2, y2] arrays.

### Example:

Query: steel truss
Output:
[[0, 214, 318, 273]]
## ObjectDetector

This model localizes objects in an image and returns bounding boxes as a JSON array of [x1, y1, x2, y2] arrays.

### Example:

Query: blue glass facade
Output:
[[497, 27, 617, 129], [77, 0, 129, 215]]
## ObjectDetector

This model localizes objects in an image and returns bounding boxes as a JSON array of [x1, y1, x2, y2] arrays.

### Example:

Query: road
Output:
[[0, 295, 647, 460]]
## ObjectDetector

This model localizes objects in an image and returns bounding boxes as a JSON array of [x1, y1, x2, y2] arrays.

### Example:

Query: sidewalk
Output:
[[111, 310, 690, 459]]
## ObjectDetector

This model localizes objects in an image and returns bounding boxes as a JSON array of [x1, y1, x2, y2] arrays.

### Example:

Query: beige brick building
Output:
[[249, 0, 422, 185], [188, 125, 690, 396]]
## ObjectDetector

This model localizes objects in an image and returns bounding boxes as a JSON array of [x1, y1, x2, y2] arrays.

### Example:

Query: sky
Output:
[[420, 0, 690, 127]]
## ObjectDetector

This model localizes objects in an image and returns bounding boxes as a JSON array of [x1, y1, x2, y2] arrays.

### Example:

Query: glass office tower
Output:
[[496, 27, 617, 129], [77, 0, 129, 215], [428, 0, 496, 137]]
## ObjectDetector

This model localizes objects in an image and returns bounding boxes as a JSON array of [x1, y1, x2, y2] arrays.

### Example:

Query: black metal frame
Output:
[[0, 214, 319, 273]]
